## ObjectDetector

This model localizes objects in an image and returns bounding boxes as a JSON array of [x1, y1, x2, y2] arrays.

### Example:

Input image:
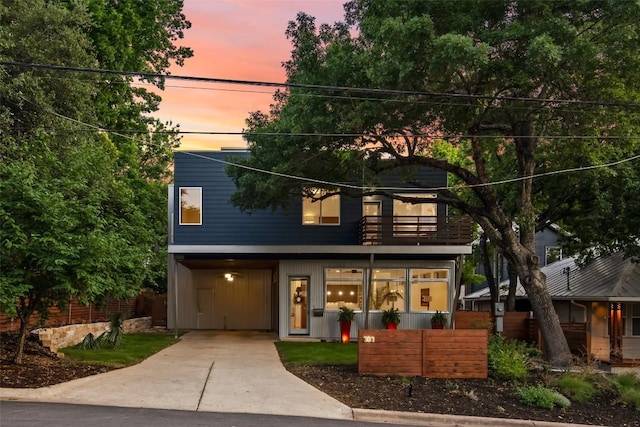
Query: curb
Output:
[[352, 409, 609, 427]]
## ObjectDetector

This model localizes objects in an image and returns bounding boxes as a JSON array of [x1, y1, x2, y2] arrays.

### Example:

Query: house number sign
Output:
[[362, 335, 376, 343]]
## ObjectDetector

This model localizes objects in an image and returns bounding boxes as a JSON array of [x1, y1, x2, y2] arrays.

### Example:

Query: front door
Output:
[[290, 277, 309, 334]]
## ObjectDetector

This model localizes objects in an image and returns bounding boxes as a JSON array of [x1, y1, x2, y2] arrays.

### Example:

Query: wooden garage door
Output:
[[212, 269, 272, 330]]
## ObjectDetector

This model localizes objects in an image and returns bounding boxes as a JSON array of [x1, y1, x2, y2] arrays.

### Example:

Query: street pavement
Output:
[[0, 331, 605, 427]]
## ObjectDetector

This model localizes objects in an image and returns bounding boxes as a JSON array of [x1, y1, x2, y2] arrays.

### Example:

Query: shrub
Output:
[[517, 384, 559, 409], [98, 312, 126, 350], [556, 373, 596, 403], [488, 335, 530, 381], [75, 333, 100, 350], [611, 373, 640, 410]]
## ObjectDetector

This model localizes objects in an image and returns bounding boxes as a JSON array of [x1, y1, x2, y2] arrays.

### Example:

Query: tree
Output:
[[228, 1, 640, 365], [0, 0, 189, 362]]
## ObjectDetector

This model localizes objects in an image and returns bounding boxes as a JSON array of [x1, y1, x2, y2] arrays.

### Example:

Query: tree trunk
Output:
[[14, 315, 30, 365], [480, 234, 498, 305], [514, 255, 572, 366]]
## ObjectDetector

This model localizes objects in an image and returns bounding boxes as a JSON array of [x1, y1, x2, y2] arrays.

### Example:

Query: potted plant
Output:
[[431, 310, 447, 329], [370, 285, 404, 310], [381, 307, 400, 329], [337, 306, 355, 343]]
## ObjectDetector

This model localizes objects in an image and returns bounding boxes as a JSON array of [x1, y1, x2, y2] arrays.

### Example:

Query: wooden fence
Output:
[[455, 310, 590, 358], [358, 329, 488, 378], [0, 292, 167, 333]]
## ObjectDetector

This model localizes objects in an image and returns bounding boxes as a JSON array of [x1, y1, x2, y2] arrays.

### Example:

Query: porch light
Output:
[[224, 273, 234, 282]]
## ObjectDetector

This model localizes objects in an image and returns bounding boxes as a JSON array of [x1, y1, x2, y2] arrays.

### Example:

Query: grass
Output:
[[59, 333, 178, 367], [275, 341, 357, 365], [555, 372, 596, 403]]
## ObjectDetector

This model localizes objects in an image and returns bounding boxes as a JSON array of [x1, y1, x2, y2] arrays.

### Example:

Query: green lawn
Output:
[[59, 333, 178, 367], [275, 341, 357, 365]]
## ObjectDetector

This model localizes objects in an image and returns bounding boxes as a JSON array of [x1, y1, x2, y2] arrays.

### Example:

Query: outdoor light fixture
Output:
[[224, 273, 234, 282]]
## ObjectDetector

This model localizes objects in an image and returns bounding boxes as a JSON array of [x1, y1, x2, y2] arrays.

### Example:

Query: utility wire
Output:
[[26, 101, 640, 192], [181, 150, 640, 192], [21, 127, 640, 140], [3, 61, 640, 108]]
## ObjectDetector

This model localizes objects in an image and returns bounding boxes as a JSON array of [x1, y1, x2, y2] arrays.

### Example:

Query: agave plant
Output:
[[99, 312, 126, 349]]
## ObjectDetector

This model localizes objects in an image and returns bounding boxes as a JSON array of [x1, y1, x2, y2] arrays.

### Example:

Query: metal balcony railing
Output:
[[359, 215, 474, 245]]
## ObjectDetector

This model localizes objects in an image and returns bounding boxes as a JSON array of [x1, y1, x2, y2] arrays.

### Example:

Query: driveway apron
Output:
[[0, 331, 352, 420]]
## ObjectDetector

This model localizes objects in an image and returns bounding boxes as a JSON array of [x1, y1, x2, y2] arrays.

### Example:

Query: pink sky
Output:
[[153, 0, 346, 151]]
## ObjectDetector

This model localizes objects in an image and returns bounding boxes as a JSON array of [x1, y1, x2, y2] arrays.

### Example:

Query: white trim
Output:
[[168, 244, 472, 255]]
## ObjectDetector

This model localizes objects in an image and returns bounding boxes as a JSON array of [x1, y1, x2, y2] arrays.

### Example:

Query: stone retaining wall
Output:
[[34, 317, 152, 354]]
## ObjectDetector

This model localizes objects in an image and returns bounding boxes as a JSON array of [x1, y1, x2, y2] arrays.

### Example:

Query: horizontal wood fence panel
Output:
[[423, 330, 488, 379], [358, 329, 488, 379]]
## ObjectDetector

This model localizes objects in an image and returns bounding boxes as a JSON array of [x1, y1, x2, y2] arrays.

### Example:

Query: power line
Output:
[[14, 127, 640, 140], [4, 61, 640, 108], [181, 150, 640, 193], [18, 67, 632, 115], [20, 97, 640, 192]]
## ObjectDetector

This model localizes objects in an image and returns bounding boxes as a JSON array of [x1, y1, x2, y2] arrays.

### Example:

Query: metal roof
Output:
[[464, 252, 640, 302]]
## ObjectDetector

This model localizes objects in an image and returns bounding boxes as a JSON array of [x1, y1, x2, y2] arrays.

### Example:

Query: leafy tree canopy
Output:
[[229, 0, 640, 364], [0, 0, 190, 362]]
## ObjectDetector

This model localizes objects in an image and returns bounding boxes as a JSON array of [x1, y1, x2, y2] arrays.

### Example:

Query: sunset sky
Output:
[[153, 0, 346, 151]]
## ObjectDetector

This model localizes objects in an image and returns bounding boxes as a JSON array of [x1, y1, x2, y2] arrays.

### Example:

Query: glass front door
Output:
[[290, 277, 309, 334]]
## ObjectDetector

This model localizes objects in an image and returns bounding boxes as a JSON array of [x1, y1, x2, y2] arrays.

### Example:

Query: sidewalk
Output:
[[0, 331, 604, 427]]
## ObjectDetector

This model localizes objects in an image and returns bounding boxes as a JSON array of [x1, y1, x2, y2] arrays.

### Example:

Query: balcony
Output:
[[359, 215, 474, 246]]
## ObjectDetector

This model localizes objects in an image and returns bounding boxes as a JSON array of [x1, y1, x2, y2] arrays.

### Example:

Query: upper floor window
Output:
[[545, 246, 563, 265], [179, 187, 202, 225], [393, 193, 437, 236], [302, 188, 340, 225]]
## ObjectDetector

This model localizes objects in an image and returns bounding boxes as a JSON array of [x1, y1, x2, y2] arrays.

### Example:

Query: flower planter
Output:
[[385, 322, 398, 330], [339, 320, 351, 343]]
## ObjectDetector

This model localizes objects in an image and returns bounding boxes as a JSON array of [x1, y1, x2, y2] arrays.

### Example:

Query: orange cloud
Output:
[[154, 0, 345, 151]]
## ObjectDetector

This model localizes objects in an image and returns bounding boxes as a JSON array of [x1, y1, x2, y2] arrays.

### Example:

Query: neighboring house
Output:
[[167, 150, 474, 341], [464, 252, 640, 361], [469, 224, 565, 295]]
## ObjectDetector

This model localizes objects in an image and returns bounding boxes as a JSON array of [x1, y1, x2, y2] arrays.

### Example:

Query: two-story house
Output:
[[167, 150, 473, 340]]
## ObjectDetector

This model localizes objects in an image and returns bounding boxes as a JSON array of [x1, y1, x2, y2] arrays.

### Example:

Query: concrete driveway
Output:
[[0, 331, 352, 420]]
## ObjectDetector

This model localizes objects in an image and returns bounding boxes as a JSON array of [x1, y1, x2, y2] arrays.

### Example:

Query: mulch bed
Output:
[[1, 332, 638, 426]]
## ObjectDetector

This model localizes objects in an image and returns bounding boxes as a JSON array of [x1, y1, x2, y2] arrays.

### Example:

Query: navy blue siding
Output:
[[173, 151, 448, 246]]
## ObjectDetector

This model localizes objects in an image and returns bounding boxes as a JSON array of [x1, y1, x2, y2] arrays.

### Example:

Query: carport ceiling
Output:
[[179, 259, 278, 270]]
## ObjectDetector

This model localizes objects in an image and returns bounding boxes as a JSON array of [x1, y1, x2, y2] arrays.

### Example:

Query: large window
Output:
[[370, 269, 406, 311], [325, 268, 363, 311], [179, 187, 202, 225], [302, 188, 340, 225], [409, 269, 449, 312], [393, 193, 437, 236]]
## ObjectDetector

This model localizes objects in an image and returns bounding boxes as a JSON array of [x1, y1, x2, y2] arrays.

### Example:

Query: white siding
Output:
[[278, 259, 456, 340]]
